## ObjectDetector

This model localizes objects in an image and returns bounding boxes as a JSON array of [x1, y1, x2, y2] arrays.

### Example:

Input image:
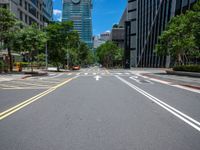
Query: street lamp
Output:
[[66, 37, 69, 70], [44, 22, 48, 71]]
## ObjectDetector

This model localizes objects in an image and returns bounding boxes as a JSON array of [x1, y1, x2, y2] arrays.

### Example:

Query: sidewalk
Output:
[[0, 73, 28, 82], [131, 68, 200, 89], [0, 69, 48, 81]]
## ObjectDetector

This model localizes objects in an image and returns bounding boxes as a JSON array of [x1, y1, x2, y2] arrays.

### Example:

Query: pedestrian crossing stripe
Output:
[[66, 72, 133, 76]]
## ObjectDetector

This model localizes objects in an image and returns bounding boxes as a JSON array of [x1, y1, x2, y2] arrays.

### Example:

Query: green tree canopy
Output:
[[46, 21, 74, 71], [156, 2, 200, 66], [96, 41, 123, 68], [14, 24, 47, 72], [0, 8, 17, 71]]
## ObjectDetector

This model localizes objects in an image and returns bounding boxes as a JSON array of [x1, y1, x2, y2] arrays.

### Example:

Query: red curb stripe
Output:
[[141, 73, 200, 90]]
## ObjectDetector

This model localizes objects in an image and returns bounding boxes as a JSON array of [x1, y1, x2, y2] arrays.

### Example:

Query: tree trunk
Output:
[[56, 62, 59, 72], [177, 53, 183, 65], [29, 51, 34, 72], [8, 47, 13, 72]]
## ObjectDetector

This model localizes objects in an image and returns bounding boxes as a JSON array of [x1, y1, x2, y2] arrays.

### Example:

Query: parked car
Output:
[[72, 65, 80, 70]]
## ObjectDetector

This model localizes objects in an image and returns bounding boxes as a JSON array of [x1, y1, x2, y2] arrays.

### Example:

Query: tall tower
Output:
[[125, 0, 198, 68], [62, 0, 93, 48]]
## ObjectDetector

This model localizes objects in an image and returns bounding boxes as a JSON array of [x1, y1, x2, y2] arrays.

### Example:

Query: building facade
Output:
[[110, 8, 127, 51], [93, 36, 105, 49], [43, 0, 53, 23], [100, 31, 110, 42], [62, 0, 93, 48], [0, 0, 53, 28], [125, 0, 198, 68]]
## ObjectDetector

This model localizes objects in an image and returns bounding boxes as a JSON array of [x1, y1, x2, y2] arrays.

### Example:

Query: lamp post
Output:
[[66, 37, 69, 70], [44, 22, 48, 71], [45, 43, 48, 70]]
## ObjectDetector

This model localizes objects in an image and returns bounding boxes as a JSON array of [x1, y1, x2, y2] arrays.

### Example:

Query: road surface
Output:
[[0, 67, 200, 150]]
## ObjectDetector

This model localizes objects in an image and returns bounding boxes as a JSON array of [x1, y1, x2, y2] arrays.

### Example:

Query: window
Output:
[[25, 15, 28, 23], [20, 0, 22, 6], [29, 4, 37, 17], [20, 11, 23, 21], [25, 1, 27, 10]]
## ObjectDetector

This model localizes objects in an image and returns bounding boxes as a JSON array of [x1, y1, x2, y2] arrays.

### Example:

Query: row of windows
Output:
[[20, 0, 42, 11], [62, 1, 93, 47], [126, 0, 197, 67]]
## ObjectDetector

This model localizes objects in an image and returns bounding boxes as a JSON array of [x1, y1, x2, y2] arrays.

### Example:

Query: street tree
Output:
[[0, 8, 17, 71], [46, 21, 74, 71], [14, 24, 47, 72], [156, 2, 200, 65], [78, 42, 90, 65], [96, 41, 123, 68]]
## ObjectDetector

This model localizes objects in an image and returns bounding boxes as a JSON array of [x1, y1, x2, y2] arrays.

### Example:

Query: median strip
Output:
[[0, 77, 76, 121]]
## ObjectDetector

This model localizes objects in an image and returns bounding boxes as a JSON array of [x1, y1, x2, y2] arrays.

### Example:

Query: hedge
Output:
[[173, 65, 200, 73]]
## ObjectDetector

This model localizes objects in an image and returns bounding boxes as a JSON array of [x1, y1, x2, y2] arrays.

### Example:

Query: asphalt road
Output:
[[0, 67, 200, 150]]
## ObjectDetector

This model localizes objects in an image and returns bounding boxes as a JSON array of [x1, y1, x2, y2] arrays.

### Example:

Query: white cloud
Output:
[[53, 9, 62, 22], [53, 9, 62, 15]]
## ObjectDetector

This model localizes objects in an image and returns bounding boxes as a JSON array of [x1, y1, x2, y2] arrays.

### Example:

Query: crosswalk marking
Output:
[[0, 77, 67, 90], [0, 72, 137, 89], [66, 72, 134, 76]]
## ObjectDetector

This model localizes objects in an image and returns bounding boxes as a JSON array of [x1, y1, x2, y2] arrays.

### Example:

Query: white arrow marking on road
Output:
[[94, 75, 102, 81], [130, 76, 142, 84]]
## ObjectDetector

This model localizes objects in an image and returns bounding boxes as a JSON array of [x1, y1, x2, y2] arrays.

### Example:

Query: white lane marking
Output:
[[116, 73, 122, 75], [40, 73, 63, 79], [172, 85, 200, 94], [84, 73, 88, 75], [147, 77, 170, 84], [145, 80, 154, 84], [125, 73, 130, 75], [7, 81, 50, 87], [116, 75, 200, 132], [101, 73, 105, 75], [93, 73, 97, 75], [68, 73, 72, 76], [2, 87, 51, 90], [94, 75, 101, 81], [131, 75, 138, 79], [136, 74, 200, 94], [0, 78, 13, 82], [76, 73, 80, 76], [129, 76, 142, 84], [0, 84, 22, 88]]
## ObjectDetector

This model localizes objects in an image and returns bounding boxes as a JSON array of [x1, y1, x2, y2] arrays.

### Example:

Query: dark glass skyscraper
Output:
[[62, 0, 93, 48], [125, 0, 198, 68]]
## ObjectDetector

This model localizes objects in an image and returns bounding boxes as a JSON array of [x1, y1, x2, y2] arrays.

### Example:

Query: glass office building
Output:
[[43, 0, 53, 22], [0, 0, 53, 27], [125, 0, 198, 68], [62, 0, 93, 48]]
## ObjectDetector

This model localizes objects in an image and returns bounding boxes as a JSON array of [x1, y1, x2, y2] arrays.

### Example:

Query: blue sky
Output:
[[53, 0, 127, 36]]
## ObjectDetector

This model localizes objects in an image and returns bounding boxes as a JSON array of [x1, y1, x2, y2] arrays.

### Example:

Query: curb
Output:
[[166, 70, 200, 78], [21, 72, 48, 79], [142, 73, 200, 90]]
